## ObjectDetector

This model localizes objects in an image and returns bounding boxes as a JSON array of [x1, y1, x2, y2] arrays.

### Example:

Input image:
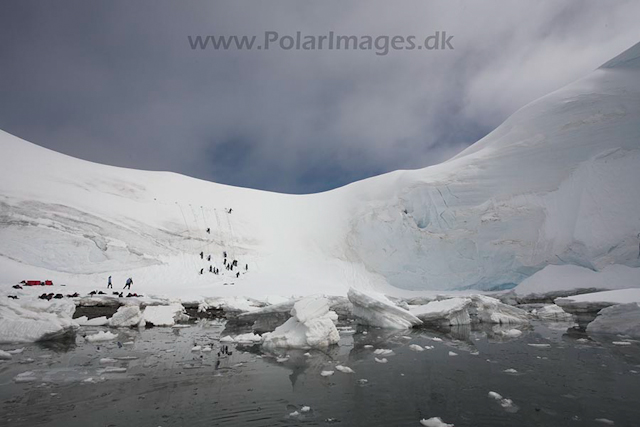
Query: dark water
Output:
[[1, 321, 639, 427]]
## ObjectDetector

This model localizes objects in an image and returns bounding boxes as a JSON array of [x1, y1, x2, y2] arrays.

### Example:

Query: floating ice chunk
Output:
[[8, 348, 24, 354], [534, 305, 574, 322], [109, 305, 145, 328], [499, 329, 522, 338], [335, 365, 354, 374], [612, 341, 631, 346], [203, 296, 264, 313], [0, 299, 78, 343], [358, 379, 368, 384], [276, 356, 289, 363], [75, 316, 110, 326], [364, 345, 374, 349], [202, 346, 212, 352], [488, 391, 517, 411], [420, 417, 454, 427], [220, 336, 234, 342], [233, 333, 263, 344], [14, 371, 37, 383], [99, 358, 117, 364], [409, 344, 425, 352], [191, 345, 201, 351], [289, 411, 299, 417], [528, 343, 551, 348], [424, 345, 434, 350], [471, 295, 529, 324], [431, 337, 443, 342], [320, 370, 335, 377], [448, 351, 458, 356], [291, 296, 330, 323], [411, 297, 472, 326], [98, 367, 126, 374], [0, 350, 12, 360], [500, 398, 515, 408], [85, 331, 118, 343], [300, 406, 311, 413], [503, 368, 518, 373], [373, 349, 394, 356], [143, 303, 186, 326], [586, 303, 640, 338], [348, 288, 422, 329], [262, 296, 340, 349], [595, 419, 615, 425], [374, 357, 388, 363], [304, 352, 312, 357]]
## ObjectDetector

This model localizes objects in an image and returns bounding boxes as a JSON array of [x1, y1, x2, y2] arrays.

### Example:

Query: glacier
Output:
[[0, 42, 639, 301]]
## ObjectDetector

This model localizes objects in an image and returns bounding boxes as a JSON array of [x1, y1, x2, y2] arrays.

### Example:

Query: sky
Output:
[[1, 1, 639, 194]]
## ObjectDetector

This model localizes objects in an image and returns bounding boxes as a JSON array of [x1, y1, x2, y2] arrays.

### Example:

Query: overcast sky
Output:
[[1, 1, 639, 193]]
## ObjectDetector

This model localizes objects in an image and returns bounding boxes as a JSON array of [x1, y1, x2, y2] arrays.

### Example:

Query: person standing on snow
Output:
[[123, 277, 133, 290], [107, 276, 112, 289]]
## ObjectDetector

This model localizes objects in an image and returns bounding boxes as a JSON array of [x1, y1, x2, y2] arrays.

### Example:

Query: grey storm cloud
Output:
[[1, 1, 639, 193]]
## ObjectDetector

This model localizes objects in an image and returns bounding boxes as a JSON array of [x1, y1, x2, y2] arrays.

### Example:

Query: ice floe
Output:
[[533, 304, 574, 322], [471, 295, 529, 325], [143, 303, 187, 326], [75, 316, 110, 326], [85, 331, 118, 343], [262, 296, 339, 349], [109, 305, 145, 328], [420, 417, 453, 427], [348, 288, 422, 329], [335, 365, 355, 374], [586, 303, 640, 338], [410, 297, 472, 326], [0, 299, 77, 343]]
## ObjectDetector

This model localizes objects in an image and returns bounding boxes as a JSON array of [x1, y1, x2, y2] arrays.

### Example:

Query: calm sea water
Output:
[[1, 320, 639, 426]]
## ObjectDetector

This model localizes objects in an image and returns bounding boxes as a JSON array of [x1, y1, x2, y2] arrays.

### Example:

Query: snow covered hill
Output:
[[1, 42, 639, 299]]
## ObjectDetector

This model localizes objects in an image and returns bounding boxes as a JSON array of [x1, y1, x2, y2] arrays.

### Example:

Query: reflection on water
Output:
[[1, 320, 640, 427]]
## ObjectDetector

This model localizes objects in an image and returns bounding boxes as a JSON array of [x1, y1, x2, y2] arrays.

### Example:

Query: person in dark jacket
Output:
[[107, 276, 113, 289], [123, 277, 133, 290], [200, 251, 204, 259]]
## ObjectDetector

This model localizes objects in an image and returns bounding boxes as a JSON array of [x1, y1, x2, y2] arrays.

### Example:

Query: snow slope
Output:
[[1, 42, 640, 298]]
